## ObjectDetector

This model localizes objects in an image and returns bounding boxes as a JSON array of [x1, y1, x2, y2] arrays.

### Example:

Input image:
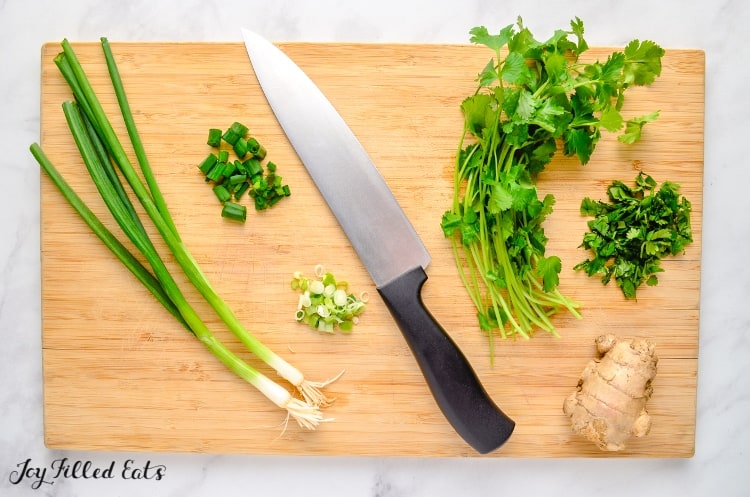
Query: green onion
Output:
[[230, 121, 249, 137], [291, 265, 367, 334], [31, 142, 187, 330], [222, 128, 240, 145], [244, 158, 263, 177], [247, 137, 266, 160], [49, 104, 305, 417], [221, 201, 247, 222], [212, 184, 232, 203], [218, 149, 229, 163], [207, 128, 222, 147], [234, 182, 250, 200], [229, 174, 248, 185], [233, 137, 248, 158], [100, 38, 179, 241], [197, 124, 290, 220], [198, 153, 218, 174], [34, 38, 339, 427]]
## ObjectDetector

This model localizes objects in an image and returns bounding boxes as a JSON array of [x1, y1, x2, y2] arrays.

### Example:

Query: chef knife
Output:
[[241, 29, 515, 454]]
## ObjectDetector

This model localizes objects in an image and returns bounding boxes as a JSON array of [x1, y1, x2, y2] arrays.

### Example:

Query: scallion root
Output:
[[283, 398, 332, 431], [296, 370, 346, 408]]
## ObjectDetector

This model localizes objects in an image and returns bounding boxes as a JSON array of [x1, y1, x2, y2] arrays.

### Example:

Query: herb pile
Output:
[[197, 122, 291, 223], [575, 172, 693, 299], [441, 17, 665, 348], [291, 265, 367, 333]]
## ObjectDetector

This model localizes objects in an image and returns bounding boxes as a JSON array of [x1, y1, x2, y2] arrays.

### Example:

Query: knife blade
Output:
[[241, 29, 515, 454]]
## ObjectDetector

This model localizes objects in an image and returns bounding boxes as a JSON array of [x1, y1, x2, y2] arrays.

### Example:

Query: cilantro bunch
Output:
[[441, 17, 665, 348], [575, 172, 693, 299]]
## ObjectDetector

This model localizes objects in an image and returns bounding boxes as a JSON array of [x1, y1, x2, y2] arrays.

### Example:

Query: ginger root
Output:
[[563, 334, 658, 451]]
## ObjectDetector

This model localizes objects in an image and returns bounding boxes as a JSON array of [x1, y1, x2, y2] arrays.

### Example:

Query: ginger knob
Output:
[[563, 334, 658, 451]]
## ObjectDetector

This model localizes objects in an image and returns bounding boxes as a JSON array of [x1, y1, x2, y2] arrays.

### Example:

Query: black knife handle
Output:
[[377, 266, 515, 454]]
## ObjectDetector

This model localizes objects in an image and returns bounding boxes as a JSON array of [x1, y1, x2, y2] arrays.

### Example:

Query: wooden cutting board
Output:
[[39, 41, 704, 457]]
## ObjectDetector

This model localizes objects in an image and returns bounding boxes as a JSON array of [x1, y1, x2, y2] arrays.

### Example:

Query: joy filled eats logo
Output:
[[8, 457, 166, 490]]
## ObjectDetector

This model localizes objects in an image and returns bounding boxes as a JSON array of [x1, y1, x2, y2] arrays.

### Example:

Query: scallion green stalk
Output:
[[100, 37, 180, 240], [31, 142, 187, 329], [35, 38, 340, 426], [38, 100, 326, 428]]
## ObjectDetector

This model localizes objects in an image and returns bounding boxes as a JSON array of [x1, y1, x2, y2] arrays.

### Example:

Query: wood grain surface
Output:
[[39, 41, 704, 457]]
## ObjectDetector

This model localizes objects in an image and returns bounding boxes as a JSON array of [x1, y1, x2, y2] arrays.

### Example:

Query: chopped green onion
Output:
[[198, 153, 218, 174], [230, 121, 249, 137], [212, 184, 231, 203], [221, 201, 247, 222], [291, 266, 367, 334], [205, 161, 224, 182], [220, 160, 237, 178], [244, 158, 263, 177], [197, 123, 291, 220], [233, 137, 248, 158], [207, 128, 222, 147], [229, 174, 248, 185], [234, 182, 250, 200], [253, 195, 267, 210], [246, 137, 264, 159], [222, 128, 240, 145]]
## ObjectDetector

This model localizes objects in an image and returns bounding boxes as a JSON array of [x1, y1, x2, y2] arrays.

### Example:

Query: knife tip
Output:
[[241, 27, 259, 43]]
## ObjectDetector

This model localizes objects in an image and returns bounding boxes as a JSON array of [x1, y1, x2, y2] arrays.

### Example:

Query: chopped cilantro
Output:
[[574, 172, 693, 299]]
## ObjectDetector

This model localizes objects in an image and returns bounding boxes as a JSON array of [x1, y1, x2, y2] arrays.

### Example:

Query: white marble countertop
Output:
[[1, 0, 747, 495]]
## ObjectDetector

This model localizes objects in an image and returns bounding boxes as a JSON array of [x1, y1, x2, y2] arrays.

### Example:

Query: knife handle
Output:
[[377, 266, 515, 454]]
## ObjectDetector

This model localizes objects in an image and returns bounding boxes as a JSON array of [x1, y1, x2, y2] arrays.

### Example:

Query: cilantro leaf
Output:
[[569, 16, 588, 54], [543, 52, 568, 82], [489, 183, 514, 213], [460, 207, 480, 246], [477, 58, 499, 87], [623, 39, 665, 86], [470, 24, 515, 51], [618, 110, 660, 144], [515, 89, 537, 120], [508, 18, 540, 54], [527, 138, 557, 175], [461, 94, 499, 138], [440, 210, 462, 237], [579, 197, 601, 216], [600, 52, 626, 86], [511, 183, 537, 211], [537, 255, 562, 292], [501, 51, 530, 85], [563, 128, 595, 164], [599, 106, 624, 132], [532, 98, 567, 134]]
